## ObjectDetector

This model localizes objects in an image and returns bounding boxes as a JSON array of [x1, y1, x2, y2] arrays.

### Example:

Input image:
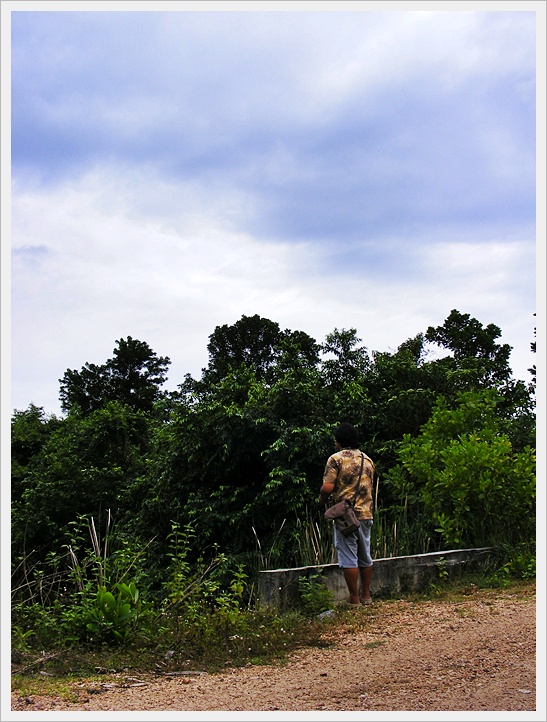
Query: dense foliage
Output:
[[11, 310, 535, 651]]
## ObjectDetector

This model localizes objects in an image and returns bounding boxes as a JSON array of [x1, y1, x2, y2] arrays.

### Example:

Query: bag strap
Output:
[[350, 452, 365, 507]]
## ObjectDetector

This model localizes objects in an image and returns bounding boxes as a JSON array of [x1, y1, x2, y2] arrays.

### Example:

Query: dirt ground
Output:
[[11, 584, 538, 715]]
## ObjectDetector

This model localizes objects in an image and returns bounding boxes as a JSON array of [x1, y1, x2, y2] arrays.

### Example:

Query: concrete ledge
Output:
[[258, 548, 496, 611]]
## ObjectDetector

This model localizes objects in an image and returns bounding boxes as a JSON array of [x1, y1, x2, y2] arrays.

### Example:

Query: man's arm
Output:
[[319, 456, 339, 506], [318, 480, 335, 507]]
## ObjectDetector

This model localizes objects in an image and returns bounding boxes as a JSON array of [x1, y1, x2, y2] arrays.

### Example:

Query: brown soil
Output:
[[11, 584, 537, 714]]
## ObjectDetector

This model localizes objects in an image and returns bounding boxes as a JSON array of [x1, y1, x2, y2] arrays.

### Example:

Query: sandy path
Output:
[[12, 586, 537, 714]]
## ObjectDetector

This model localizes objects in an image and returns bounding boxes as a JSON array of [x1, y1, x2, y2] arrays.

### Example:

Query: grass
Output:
[[12, 675, 91, 705], [11, 511, 535, 697], [11, 605, 334, 681], [11, 575, 535, 707]]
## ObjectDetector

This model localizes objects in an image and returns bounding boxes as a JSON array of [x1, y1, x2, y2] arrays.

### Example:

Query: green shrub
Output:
[[298, 572, 335, 616], [85, 582, 148, 644], [396, 391, 536, 549]]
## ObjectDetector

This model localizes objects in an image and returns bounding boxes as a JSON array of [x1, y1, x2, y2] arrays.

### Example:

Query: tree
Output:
[[201, 315, 283, 385], [11, 405, 61, 505], [132, 316, 328, 570], [321, 328, 370, 388], [425, 310, 536, 451], [59, 337, 170, 414], [425, 309, 512, 388], [360, 334, 440, 470], [274, 330, 321, 378], [11, 401, 153, 562], [13, 309, 537, 589], [528, 314, 536, 385]]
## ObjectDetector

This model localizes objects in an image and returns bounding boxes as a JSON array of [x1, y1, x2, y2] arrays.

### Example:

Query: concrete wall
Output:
[[258, 548, 496, 611]]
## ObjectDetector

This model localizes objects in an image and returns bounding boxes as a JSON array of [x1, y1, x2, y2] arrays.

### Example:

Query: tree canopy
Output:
[[13, 309, 536, 591], [59, 337, 170, 414]]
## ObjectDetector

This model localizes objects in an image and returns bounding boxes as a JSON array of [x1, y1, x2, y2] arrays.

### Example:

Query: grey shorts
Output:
[[334, 518, 373, 568]]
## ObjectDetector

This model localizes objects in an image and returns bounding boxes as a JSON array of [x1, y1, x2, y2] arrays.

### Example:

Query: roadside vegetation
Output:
[[12, 572, 535, 702]]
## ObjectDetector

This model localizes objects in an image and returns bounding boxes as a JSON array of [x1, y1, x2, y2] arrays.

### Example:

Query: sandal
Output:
[[340, 600, 361, 609]]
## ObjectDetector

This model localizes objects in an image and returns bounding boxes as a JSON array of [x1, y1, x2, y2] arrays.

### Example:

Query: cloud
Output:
[[12, 12, 535, 187], [11, 10, 536, 258], [8, 7, 538, 414], [11, 161, 536, 415]]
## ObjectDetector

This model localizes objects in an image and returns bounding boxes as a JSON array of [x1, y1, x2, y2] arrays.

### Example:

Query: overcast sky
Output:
[[5, 2, 542, 417]]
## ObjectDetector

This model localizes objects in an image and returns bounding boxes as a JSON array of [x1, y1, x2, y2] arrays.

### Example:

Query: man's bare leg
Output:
[[342, 567, 360, 605], [359, 565, 373, 603]]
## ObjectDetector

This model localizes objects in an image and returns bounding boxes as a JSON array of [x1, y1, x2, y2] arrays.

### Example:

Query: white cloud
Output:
[[11, 166, 536, 416], [7, 6, 539, 416]]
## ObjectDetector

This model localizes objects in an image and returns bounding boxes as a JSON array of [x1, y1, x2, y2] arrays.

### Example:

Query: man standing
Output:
[[318, 422, 375, 606]]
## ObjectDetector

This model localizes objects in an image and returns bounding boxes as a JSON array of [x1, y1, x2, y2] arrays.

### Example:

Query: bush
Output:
[[298, 572, 335, 617], [395, 391, 536, 549]]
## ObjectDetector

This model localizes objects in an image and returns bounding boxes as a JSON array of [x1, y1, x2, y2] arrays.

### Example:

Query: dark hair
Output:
[[333, 422, 359, 449]]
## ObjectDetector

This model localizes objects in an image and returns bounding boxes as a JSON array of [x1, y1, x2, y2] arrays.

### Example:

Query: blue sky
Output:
[[5, 3, 543, 416]]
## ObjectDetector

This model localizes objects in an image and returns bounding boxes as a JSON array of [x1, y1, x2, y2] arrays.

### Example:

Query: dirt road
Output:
[[11, 584, 537, 714]]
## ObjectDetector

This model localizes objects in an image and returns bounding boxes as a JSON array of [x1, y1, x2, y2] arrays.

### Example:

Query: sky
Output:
[[2, 4, 546, 716], [4, 1, 544, 417]]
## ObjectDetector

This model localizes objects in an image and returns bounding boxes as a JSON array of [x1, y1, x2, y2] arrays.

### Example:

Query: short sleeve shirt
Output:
[[323, 447, 374, 520]]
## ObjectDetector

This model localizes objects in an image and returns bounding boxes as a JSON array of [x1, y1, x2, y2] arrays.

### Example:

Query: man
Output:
[[318, 422, 374, 606]]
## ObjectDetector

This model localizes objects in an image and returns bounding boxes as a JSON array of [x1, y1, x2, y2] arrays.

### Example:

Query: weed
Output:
[[12, 626, 35, 652], [12, 514, 155, 648], [11, 577, 534, 695], [11, 675, 87, 704], [436, 557, 449, 581], [298, 572, 335, 617], [86, 582, 150, 644], [252, 519, 287, 570]]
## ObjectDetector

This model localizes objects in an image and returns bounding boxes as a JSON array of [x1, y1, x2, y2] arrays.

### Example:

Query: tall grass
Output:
[[371, 504, 434, 559], [247, 480, 436, 572], [251, 518, 288, 570], [12, 517, 329, 677], [369, 474, 433, 557], [250, 512, 336, 575], [289, 476, 436, 567], [280, 478, 437, 569], [294, 510, 337, 567]]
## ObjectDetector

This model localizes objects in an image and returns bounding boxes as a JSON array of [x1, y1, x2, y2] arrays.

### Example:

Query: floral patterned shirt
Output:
[[323, 447, 374, 520]]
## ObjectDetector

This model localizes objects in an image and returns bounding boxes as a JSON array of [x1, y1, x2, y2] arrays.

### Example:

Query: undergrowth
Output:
[[12, 514, 535, 694], [12, 575, 535, 709], [12, 575, 534, 684]]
